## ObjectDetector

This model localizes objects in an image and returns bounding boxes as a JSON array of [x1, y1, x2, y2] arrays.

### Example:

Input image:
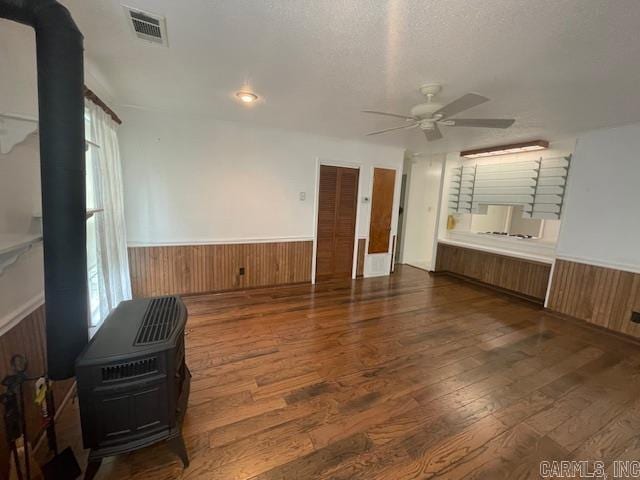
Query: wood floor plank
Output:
[[42, 265, 640, 480], [373, 414, 510, 479], [251, 433, 372, 480]]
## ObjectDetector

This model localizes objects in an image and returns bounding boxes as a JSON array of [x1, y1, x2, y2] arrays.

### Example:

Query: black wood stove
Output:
[[76, 296, 190, 479]]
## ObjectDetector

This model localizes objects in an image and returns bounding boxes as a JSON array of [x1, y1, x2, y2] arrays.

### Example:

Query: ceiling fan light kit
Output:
[[362, 84, 516, 143]]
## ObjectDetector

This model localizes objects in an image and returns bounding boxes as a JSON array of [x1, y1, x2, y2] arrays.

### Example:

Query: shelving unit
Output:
[[448, 155, 571, 219], [0, 233, 42, 275]]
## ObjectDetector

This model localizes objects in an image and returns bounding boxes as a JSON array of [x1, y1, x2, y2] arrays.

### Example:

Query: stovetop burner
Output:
[[482, 231, 534, 239]]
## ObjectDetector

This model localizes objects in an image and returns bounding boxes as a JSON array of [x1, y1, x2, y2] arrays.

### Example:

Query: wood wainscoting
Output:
[[547, 259, 640, 338], [435, 242, 552, 302], [128, 240, 313, 297], [0, 305, 74, 480]]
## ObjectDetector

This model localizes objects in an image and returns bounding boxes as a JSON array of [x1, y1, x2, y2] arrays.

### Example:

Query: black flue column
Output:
[[0, 0, 88, 379]]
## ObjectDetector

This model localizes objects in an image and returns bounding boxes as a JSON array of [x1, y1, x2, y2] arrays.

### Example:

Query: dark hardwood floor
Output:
[[51, 265, 640, 479]]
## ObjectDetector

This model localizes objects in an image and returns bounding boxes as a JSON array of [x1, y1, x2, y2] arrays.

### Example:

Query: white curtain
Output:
[[86, 101, 132, 326]]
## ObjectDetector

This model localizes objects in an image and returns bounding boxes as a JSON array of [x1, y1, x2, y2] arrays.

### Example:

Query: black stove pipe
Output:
[[0, 0, 88, 379]]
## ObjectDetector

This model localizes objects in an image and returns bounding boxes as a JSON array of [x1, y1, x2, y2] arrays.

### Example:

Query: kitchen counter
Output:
[[439, 231, 556, 265]]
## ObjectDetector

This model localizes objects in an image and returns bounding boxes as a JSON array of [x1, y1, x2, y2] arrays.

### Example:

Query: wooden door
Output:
[[368, 168, 396, 254], [316, 165, 359, 281]]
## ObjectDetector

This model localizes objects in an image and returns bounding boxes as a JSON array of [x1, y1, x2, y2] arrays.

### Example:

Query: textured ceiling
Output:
[[61, 0, 640, 153]]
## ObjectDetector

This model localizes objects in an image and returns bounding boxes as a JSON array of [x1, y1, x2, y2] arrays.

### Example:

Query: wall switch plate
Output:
[[299, 192, 306, 201], [239, 267, 245, 276], [631, 311, 640, 324]]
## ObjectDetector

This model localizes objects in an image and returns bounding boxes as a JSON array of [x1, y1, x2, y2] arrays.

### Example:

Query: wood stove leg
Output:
[[84, 458, 102, 480], [168, 434, 189, 468]]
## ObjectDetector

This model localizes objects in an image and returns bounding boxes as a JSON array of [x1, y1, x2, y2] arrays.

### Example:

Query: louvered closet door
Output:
[[316, 165, 359, 281]]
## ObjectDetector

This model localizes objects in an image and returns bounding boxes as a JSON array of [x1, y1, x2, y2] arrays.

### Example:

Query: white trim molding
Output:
[[544, 259, 557, 308], [127, 236, 314, 248]]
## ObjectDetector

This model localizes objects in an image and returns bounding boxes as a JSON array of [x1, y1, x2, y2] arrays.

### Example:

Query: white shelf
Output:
[[33, 209, 103, 221], [86, 208, 104, 220], [1, 112, 99, 154], [0, 233, 43, 275], [0, 112, 38, 154]]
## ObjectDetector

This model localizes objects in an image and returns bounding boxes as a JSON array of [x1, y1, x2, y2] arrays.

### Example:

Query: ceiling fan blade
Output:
[[449, 118, 515, 128], [433, 93, 489, 119], [365, 123, 418, 136], [423, 124, 443, 141], [362, 110, 416, 120]]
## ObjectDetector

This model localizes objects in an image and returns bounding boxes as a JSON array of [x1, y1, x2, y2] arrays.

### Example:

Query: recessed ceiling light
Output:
[[236, 91, 258, 103]]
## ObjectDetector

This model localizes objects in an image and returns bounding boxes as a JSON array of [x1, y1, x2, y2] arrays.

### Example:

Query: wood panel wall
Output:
[[356, 238, 366, 277], [0, 305, 74, 480], [547, 259, 640, 338], [128, 241, 313, 297], [435, 243, 551, 302]]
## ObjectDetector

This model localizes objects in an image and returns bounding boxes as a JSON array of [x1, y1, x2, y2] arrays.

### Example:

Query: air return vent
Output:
[[123, 5, 168, 46]]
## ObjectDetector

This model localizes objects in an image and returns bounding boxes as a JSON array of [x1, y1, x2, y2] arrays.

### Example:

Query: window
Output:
[[83, 100, 132, 334], [470, 205, 543, 237], [85, 109, 101, 327]]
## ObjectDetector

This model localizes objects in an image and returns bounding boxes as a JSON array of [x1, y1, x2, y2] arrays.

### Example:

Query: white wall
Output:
[[401, 154, 444, 270], [118, 107, 404, 276], [556, 123, 640, 272], [0, 19, 114, 334]]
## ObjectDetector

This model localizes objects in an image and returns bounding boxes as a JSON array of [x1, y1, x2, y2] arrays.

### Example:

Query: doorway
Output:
[[395, 173, 408, 263], [315, 165, 359, 281], [401, 156, 444, 271]]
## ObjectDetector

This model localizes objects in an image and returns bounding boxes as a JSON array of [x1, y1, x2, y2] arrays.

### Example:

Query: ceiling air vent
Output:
[[123, 5, 168, 46]]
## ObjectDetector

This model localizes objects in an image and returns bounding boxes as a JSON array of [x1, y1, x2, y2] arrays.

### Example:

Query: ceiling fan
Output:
[[363, 84, 515, 141]]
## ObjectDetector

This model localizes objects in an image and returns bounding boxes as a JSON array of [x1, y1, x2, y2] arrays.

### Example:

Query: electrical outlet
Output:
[[239, 267, 245, 276], [631, 311, 640, 324]]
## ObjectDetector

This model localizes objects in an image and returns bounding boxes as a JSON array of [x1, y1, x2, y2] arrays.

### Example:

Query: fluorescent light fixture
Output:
[[236, 91, 258, 103], [461, 140, 549, 159]]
